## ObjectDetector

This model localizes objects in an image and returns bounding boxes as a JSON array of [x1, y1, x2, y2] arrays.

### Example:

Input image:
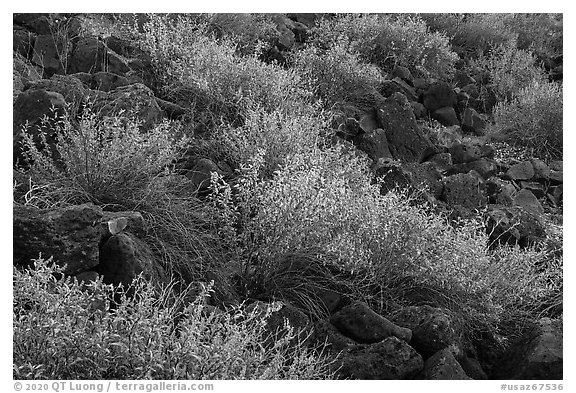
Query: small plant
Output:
[[310, 14, 458, 79], [13, 257, 335, 379], [19, 109, 188, 209], [292, 39, 385, 109], [489, 80, 563, 160]]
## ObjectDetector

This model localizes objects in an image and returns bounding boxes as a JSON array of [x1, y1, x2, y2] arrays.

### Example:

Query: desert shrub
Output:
[[310, 14, 458, 79], [213, 146, 562, 343], [18, 109, 188, 209], [501, 13, 563, 58], [13, 257, 335, 380], [421, 13, 515, 58], [213, 105, 327, 177], [133, 14, 310, 131], [292, 40, 385, 109], [490, 80, 563, 160], [473, 39, 545, 102]]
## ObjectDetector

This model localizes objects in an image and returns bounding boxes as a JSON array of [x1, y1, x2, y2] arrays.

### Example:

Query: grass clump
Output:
[[13, 257, 335, 380], [490, 80, 563, 160]]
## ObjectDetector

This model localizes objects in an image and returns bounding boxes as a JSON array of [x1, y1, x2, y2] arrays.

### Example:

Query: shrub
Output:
[[473, 39, 545, 102], [13, 257, 335, 379], [18, 109, 188, 209], [490, 80, 563, 160], [215, 146, 562, 344], [135, 14, 310, 131], [292, 40, 385, 109], [310, 14, 458, 79]]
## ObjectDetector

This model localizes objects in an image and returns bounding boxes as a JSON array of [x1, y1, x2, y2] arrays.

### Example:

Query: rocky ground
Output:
[[13, 13, 563, 380]]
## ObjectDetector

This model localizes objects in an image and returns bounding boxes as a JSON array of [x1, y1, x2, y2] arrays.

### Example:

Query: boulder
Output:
[[448, 142, 495, 164], [13, 28, 36, 58], [530, 158, 551, 181], [337, 337, 423, 379], [93, 83, 162, 131], [31, 34, 66, 77], [431, 106, 459, 127], [496, 318, 562, 380], [486, 177, 516, 206], [330, 301, 411, 344], [519, 181, 547, 199], [410, 101, 426, 119], [485, 205, 547, 247], [311, 319, 357, 353], [379, 77, 418, 101], [69, 37, 131, 76], [358, 111, 379, 133], [421, 348, 471, 380], [13, 203, 103, 275], [442, 172, 487, 210], [354, 128, 393, 162], [245, 301, 312, 347], [376, 93, 437, 163], [549, 170, 563, 184], [98, 231, 167, 288], [426, 153, 453, 172], [513, 189, 544, 215], [27, 74, 87, 114], [445, 158, 498, 180], [462, 107, 487, 136], [506, 161, 535, 181], [13, 88, 67, 165], [405, 162, 444, 200], [14, 13, 53, 35], [185, 158, 223, 194], [391, 65, 414, 84], [423, 81, 456, 112], [72, 71, 131, 92], [393, 305, 461, 359]]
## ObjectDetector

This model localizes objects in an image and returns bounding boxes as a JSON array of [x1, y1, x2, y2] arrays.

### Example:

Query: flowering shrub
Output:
[[13, 257, 335, 379], [311, 14, 458, 79], [490, 80, 563, 159]]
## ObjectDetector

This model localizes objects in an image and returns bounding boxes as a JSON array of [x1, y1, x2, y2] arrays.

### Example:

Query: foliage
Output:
[[13, 257, 335, 380], [490, 80, 563, 160], [472, 39, 545, 102], [18, 109, 188, 209], [212, 146, 563, 343], [310, 14, 458, 79], [292, 40, 385, 109]]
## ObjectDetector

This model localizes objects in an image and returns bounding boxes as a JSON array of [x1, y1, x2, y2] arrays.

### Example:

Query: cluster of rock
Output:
[[13, 14, 562, 380], [331, 78, 562, 249]]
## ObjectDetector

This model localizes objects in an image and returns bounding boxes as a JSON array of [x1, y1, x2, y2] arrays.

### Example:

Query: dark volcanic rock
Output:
[[14, 203, 103, 275], [423, 81, 456, 112], [337, 337, 423, 379], [376, 93, 437, 163], [421, 348, 471, 380]]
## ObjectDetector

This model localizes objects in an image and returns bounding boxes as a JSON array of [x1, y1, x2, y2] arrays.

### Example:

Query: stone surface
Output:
[[185, 158, 223, 194], [421, 348, 471, 380], [393, 305, 461, 359], [462, 107, 487, 135], [484, 205, 547, 247], [530, 158, 551, 181], [330, 301, 412, 344], [69, 37, 131, 76], [32, 34, 65, 77], [448, 142, 495, 164], [376, 93, 437, 163], [442, 172, 487, 210], [379, 77, 418, 101], [14, 203, 103, 275], [311, 319, 357, 353], [337, 337, 423, 379], [354, 128, 393, 162], [93, 83, 162, 131], [423, 81, 456, 112], [506, 161, 535, 181], [426, 153, 453, 172], [98, 232, 166, 288], [496, 318, 562, 380], [432, 106, 459, 127], [513, 189, 544, 215], [13, 88, 67, 164], [27, 74, 87, 114], [445, 158, 498, 180]]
